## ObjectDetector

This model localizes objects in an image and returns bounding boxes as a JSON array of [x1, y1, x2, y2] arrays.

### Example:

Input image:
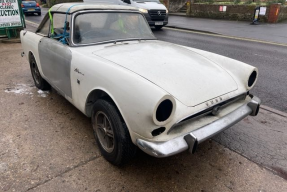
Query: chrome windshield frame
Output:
[[70, 10, 157, 47]]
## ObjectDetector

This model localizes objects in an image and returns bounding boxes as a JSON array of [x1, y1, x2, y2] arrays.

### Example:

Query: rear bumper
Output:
[[22, 8, 41, 13], [136, 96, 261, 157]]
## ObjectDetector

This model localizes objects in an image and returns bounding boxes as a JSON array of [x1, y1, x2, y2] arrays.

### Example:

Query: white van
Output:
[[121, 0, 168, 29], [86, 0, 168, 29]]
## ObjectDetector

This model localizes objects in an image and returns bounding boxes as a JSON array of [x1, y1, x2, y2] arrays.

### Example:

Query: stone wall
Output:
[[278, 5, 287, 21], [187, 3, 287, 22], [188, 4, 265, 21], [167, 0, 188, 12]]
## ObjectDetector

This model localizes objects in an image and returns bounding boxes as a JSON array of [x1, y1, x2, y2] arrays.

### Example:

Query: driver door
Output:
[[38, 13, 73, 100]]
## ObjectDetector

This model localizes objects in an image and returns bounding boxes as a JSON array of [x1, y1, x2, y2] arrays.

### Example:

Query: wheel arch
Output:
[[28, 51, 34, 62], [85, 88, 135, 137], [85, 89, 125, 121]]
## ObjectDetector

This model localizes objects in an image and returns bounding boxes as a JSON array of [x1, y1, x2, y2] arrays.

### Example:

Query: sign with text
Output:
[[0, 0, 22, 28], [259, 7, 267, 16], [219, 6, 227, 12]]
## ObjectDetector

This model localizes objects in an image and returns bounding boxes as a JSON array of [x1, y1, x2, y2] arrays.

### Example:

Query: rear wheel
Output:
[[29, 54, 50, 90], [91, 99, 137, 166]]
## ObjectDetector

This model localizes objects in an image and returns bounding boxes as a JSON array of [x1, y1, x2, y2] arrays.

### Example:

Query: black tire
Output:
[[155, 26, 163, 30], [29, 54, 51, 90], [91, 99, 137, 166]]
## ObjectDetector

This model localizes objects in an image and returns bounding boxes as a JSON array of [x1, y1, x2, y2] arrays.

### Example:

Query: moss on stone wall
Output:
[[188, 4, 271, 21], [278, 5, 287, 21]]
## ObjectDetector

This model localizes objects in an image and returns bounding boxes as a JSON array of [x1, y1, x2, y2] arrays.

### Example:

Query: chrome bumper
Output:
[[136, 96, 261, 157]]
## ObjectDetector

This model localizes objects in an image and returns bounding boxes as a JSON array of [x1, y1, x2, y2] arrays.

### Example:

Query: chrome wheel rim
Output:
[[31, 59, 41, 85], [95, 111, 114, 153]]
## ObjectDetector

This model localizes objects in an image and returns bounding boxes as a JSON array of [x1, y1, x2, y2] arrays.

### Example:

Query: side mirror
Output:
[[123, 0, 131, 4]]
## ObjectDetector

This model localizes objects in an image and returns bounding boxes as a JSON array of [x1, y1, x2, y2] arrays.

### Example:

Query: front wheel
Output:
[[29, 54, 50, 90], [91, 99, 137, 166]]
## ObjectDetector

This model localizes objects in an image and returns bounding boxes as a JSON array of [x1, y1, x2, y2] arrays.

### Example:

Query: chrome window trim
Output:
[[36, 13, 51, 36], [70, 10, 157, 47]]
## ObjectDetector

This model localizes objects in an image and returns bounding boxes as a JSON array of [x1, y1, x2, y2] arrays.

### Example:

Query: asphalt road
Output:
[[24, 8, 48, 24]]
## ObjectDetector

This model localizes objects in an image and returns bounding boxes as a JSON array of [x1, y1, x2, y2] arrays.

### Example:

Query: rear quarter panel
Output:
[[20, 31, 45, 77]]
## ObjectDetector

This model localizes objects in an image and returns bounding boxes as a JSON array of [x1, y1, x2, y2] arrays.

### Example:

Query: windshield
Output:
[[73, 12, 156, 45]]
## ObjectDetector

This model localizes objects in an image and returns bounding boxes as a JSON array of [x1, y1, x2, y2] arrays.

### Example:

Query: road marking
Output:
[[164, 27, 287, 47], [261, 105, 287, 118], [25, 20, 39, 27]]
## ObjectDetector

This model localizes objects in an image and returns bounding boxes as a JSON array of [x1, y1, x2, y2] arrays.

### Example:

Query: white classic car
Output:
[[21, 3, 261, 165]]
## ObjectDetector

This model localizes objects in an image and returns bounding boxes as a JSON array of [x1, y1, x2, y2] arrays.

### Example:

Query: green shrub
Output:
[[207, 0, 214, 4], [234, 0, 241, 4], [244, 0, 252, 4], [266, 0, 286, 6], [277, 0, 286, 4]]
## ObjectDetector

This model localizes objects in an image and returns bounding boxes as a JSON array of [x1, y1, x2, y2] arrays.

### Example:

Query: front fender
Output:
[[70, 49, 170, 141]]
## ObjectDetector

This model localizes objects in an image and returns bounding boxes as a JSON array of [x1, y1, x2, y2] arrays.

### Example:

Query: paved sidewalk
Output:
[[167, 15, 287, 44]]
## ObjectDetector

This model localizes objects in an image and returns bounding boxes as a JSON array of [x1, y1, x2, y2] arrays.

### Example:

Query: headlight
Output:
[[153, 96, 176, 125], [248, 70, 258, 88], [139, 8, 148, 13], [166, 9, 169, 13], [156, 99, 173, 122]]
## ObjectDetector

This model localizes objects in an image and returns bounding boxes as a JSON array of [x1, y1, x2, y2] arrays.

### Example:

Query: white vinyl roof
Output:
[[50, 3, 138, 13]]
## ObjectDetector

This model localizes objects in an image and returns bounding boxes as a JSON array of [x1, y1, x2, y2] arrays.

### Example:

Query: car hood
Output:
[[92, 41, 238, 107], [133, 1, 166, 10]]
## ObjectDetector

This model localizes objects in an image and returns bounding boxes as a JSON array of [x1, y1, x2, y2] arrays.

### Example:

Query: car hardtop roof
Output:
[[50, 2, 138, 14]]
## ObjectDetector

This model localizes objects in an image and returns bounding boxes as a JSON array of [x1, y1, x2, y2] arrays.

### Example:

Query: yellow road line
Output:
[[25, 20, 39, 27], [164, 27, 287, 47]]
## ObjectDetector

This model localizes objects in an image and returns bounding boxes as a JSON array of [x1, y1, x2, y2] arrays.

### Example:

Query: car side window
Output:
[[52, 13, 71, 36], [37, 18, 50, 36]]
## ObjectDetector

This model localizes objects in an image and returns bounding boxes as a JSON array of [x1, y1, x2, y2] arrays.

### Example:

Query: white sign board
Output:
[[259, 7, 267, 16], [0, 0, 22, 28]]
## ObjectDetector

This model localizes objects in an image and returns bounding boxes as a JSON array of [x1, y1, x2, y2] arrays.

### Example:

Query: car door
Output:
[[38, 13, 73, 101]]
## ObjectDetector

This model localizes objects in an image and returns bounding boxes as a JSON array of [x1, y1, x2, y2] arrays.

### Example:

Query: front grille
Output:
[[167, 93, 248, 134], [148, 10, 166, 21], [180, 93, 247, 123]]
